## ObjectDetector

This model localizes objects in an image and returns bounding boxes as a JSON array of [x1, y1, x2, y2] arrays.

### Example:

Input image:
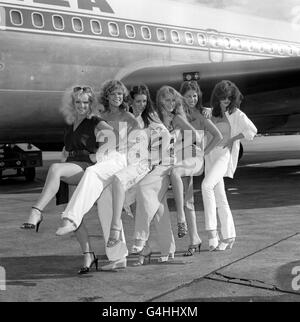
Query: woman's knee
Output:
[[170, 168, 182, 180], [48, 163, 63, 176], [201, 178, 213, 192]]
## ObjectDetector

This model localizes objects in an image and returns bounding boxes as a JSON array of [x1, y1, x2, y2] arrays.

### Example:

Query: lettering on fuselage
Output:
[[2, 0, 114, 14]]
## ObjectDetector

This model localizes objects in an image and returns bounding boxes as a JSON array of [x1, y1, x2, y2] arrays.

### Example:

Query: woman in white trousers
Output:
[[169, 80, 222, 256], [202, 80, 257, 251], [55, 80, 139, 273], [132, 86, 203, 263]]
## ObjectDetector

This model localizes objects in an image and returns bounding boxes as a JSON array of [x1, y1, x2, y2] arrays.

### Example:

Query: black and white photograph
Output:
[[0, 0, 300, 307]]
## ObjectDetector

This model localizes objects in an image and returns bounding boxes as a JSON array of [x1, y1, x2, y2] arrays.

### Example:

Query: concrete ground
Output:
[[0, 142, 300, 302]]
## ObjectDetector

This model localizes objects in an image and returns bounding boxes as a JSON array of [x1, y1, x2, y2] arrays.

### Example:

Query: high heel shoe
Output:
[[216, 238, 235, 251], [183, 242, 202, 256], [208, 236, 219, 252], [101, 257, 127, 271], [106, 228, 121, 248], [78, 252, 98, 274], [133, 245, 152, 266], [177, 222, 188, 238], [20, 207, 43, 232], [130, 239, 145, 254], [158, 252, 175, 263]]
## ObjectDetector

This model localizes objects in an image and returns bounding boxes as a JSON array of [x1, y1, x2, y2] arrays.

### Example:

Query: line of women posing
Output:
[[21, 79, 257, 273]]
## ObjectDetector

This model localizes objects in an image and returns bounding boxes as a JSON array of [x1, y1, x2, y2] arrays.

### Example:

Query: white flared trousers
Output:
[[201, 147, 236, 239], [97, 185, 128, 261], [134, 165, 176, 255], [62, 153, 127, 230]]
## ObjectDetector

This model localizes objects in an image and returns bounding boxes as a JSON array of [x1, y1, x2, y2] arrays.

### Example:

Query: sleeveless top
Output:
[[64, 116, 100, 163]]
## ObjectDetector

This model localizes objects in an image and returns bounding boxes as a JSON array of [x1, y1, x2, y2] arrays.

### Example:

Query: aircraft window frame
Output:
[[90, 19, 102, 35], [185, 32, 194, 45], [125, 24, 136, 39], [156, 28, 166, 42], [10, 9, 23, 26], [141, 26, 151, 40], [171, 30, 180, 44], [223, 37, 232, 49], [72, 17, 84, 33], [108, 22, 119, 37], [31, 12, 44, 29], [197, 33, 206, 46], [233, 38, 242, 50], [52, 15, 64, 31]]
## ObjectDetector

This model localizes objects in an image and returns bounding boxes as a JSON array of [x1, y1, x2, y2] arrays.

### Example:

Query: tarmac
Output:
[[0, 136, 300, 302]]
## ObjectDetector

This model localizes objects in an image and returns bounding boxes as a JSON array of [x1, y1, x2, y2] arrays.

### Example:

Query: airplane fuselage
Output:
[[1, 0, 300, 145]]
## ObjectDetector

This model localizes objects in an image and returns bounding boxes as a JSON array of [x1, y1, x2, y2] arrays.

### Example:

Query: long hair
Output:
[[129, 84, 156, 127], [211, 80, 244, 117], [98, 80, 129, 112], [155, 86, 186, 123], [179, 80, 203, 113], [59, 85, 98, 125]]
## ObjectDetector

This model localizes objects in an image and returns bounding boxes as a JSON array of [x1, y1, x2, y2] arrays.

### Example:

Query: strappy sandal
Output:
[[183, 243, 202, 256], [20, 206, 43, 233], [106, 227, 122, 248], [177, 222, 188, 238], [78, 252, 98, 274]]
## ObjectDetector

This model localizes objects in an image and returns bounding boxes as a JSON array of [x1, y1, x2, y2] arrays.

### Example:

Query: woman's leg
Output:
[[133, 166, 170, 248], [25, 162, 84, 225], [183, 176, 202, 246], [201, 149, 230, 248], [74, 222, 97, 269], [108, 176, 126, 244], [97, 185, 128, 266], [214, 179, 236, 240]]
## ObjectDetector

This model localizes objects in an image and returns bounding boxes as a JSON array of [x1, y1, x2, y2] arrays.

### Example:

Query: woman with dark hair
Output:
[[202, 80, 257, 251], [20, 85, 110, 232], [169, 81, 222, 256]]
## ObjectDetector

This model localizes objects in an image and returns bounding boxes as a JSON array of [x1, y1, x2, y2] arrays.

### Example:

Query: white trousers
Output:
[[202, 147, 236, 239], [134, 165, 176, 255], [97, 185, 128, 261], [62, 152, 127, 229]]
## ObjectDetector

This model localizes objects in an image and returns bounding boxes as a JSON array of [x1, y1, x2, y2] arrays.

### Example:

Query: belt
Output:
[[68, 150, 90, 158]]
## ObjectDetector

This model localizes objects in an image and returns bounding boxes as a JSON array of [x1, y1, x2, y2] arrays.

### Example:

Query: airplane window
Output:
[[90, 20, 102, 34], [32, 12, 44, 28], [125, 24, 135, 38], [277, 45, 285, 55], [10, 10, 23, 26], [157, 28, 166, 41], [233, 38, 242, 50], [171, 30, 180, 43], [223, 37, 231, 49], [141, 26, 151, 40], [209, 35, 218, 47], [108, 22, 119, 36], [185, 32, 194, 45], [72, 17, 84, 32], [197, 33, 206, 46], [52, 15, 64, 31]]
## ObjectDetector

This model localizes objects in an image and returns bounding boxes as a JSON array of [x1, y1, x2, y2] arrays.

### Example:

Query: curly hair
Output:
[[98, 80, 129, 112], [59, 85, 99, 125], [129, 84, 156, 128], [211, 80, 244, 117], [179, 80, 203, 112], [155, 86, 186, 123]]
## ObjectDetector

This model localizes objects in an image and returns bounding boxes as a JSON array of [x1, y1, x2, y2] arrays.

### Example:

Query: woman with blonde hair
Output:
[[20, 85, 109, 232], [202, 80, 257, 251], [132, 85, 203, 264], [55, 80, 140, 273]]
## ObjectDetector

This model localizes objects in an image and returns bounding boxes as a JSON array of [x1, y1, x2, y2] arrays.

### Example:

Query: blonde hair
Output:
[[155, 86, 186, 122], [98, 80, 129, 111], [60, 85, 99, 124]]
